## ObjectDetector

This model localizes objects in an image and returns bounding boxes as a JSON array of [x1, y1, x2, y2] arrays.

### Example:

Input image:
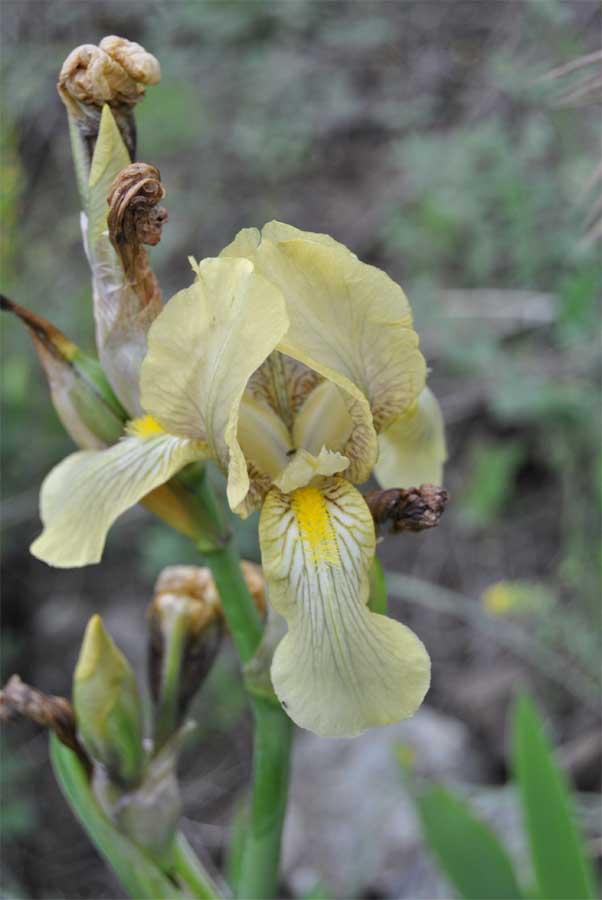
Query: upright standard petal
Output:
[[375, 387, 447, 489], [259, 477, 430, 737], [140, 258, 289, 513], [245, 352, 321, 433], [31, 427, 206, 568], [223, 223, 427, 482]]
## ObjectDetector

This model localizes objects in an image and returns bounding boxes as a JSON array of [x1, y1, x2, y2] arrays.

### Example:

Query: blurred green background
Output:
[[1, 1, 600, 897]]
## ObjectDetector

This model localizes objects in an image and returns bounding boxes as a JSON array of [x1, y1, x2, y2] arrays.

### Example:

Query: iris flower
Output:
[[32, 221, 445, 738]]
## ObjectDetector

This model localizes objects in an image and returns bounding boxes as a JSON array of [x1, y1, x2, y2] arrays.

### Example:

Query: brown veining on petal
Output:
[[235, 460, 274, 519], [107, 162, 167, 308], [340, 395, 378, 484], [248, 352, 322, 424]]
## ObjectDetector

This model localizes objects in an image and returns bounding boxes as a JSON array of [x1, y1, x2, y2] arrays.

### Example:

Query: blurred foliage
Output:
[[0, 637, 36, 897], [413, 695, 597, 900], [459, 442, 526, 531]]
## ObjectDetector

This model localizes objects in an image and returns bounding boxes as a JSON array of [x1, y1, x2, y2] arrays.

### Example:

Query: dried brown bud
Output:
[[58, 36, 160, 112], [107, 163, 167, 295], [154, 562, 267, 619], [365, 484, 448, 533], [0, 675, 90, 771], [58, 36, 160, 160]]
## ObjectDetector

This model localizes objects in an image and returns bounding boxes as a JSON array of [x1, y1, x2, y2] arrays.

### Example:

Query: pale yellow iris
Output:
[[31, 222, 445, 738]]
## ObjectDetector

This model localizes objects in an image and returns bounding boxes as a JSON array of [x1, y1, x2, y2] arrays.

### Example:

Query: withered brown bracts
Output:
[[0, 674, 91, 771], [364, 484, 448, 534]]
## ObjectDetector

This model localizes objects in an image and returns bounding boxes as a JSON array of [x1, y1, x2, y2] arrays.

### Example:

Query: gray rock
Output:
[[282, 706, 486, 899]]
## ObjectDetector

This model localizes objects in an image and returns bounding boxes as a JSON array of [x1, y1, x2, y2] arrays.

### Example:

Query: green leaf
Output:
[[87, 106, 130, 250], [416, 786, 524, 900], [67, 114, 92, 210], [49, 735, 186, 900], [513, 695, 596, 900], [368, 556, 388, 615]]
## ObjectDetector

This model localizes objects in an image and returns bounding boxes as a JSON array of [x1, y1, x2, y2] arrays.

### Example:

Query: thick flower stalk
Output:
[[31, 221, 446, 738]]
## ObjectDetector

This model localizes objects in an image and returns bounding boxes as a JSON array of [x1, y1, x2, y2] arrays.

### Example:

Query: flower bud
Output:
[[57, 36, 160, 165], [148, 563, 266, 744], [73, 615, 144, 788], [0, 295, 126, 449], [148, 566, 224, 747]]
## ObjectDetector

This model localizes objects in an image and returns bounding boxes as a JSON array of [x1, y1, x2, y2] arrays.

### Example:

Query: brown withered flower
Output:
[[58, 36, 160, 160]]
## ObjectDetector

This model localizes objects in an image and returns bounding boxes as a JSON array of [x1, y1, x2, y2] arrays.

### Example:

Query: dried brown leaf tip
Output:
[[0, 674, 90, 770], [364, 484, 448, 534], [0, 294, 78, 362], [107, 162, 167, 303]]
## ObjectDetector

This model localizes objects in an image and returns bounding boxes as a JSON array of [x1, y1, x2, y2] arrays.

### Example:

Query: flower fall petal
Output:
[[259, 477, 430, 737], [31, 431, 206, 568]]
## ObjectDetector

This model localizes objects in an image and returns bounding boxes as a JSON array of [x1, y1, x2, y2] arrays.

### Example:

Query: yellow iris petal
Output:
[[292, 380, 352, 457], [259, 477, 431, 737], [375, 386, 447, 489], [222, 222, 427, 483], [126, 414, 165, 438], [237, 394, 292, 481], [31, 433, 206, 568], [140, 257, 289, 513], [274, 447, 349, 494]]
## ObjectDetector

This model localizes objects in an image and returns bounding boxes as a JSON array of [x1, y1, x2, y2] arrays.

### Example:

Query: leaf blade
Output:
[[50, 735, 185, 900], [513, 694, 596, 900], [417, 785, 524, 900]]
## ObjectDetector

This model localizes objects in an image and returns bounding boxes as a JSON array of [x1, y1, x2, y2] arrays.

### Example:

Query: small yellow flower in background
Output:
[[482, 580, 552, 616], [395, 743, 417, 772], [31, 221, 446, 739]]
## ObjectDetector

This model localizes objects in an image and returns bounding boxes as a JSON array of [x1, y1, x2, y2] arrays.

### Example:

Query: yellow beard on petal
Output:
[[126, 415, 165, 438], [291, 485, 340, 567]]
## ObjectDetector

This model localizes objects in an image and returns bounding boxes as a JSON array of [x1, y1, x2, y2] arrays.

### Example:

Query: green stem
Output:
[[237, 698, 293, 900], [154, 609, 188, 749], [200, 535, 293, 899], [172, 832, 221, 900], [203, 540, 263, 664]]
